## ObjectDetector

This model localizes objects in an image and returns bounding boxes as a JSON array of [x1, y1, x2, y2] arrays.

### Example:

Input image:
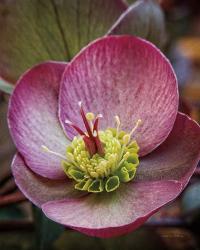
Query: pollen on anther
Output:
[[86, 112, 95, 121], [129, 119, 142, 136]]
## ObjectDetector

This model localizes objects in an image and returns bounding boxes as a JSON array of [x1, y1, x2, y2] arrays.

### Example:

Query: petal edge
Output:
[[42, 180, 182, 238], [8, 61, 69, 179]]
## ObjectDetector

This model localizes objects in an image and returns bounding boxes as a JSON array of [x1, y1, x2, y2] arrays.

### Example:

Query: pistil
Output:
[[65, 102, 105, 157]]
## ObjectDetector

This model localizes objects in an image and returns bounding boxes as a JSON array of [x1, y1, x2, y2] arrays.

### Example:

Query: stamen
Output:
[[123, 134, 130, 145], [119, 134, 131, 159], [118, 119, 141, 160], [118, 152, 130, 168], [86, 112, 95, 131], [86, 112, 95, 121], [115, 115, 121, 138], [41, 145, 67, 160], [129, 119, 142, 137]]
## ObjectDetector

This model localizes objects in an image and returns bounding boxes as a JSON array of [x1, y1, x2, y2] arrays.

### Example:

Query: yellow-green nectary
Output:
[[62, 128, 139, 193]]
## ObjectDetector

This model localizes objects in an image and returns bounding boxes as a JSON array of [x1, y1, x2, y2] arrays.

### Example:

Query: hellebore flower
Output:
[[9, 36, 200, 238]]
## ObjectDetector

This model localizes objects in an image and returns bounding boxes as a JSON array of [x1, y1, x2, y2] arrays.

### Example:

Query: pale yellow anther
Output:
[[99, 161, 108, 175], [110, 154, 117, 163], [86, 112, 95, 121], [98, 161, 107, 169], [123, 152, 130, 160], [130, 119, 142, 137], [115, 115, 120, 127], [114, 115, 121, 138], [90, 171, 99, 178], [41, 145, 50, 152], [123, 134, 130, 145], [67, 152, 75, 162], [96, 168, 103, 175], [117, 151, 130, 169]]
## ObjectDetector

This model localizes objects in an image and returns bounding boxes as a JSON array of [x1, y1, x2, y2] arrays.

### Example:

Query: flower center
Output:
[[42, 102, 141, 193]]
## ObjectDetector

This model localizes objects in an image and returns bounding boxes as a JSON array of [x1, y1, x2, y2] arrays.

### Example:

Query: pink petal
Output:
[[136, 112, 200, 186], [8, 61, 69, 179], [59, 35, 178, 156], [42, 180, 182, 238], [12, 153, 81, 207]]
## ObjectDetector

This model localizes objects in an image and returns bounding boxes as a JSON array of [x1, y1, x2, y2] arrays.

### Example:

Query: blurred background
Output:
[[0, 0, 200, 249]]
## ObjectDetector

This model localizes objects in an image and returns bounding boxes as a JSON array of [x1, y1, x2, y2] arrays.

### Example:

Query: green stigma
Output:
[[42, 103, 141, 193]]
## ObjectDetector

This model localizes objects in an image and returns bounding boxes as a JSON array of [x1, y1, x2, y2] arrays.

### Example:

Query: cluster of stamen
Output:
[[42, 102, 141, 193]]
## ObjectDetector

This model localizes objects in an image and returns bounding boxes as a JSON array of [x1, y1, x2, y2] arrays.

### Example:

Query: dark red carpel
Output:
[[66, 103, 104, 157]]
